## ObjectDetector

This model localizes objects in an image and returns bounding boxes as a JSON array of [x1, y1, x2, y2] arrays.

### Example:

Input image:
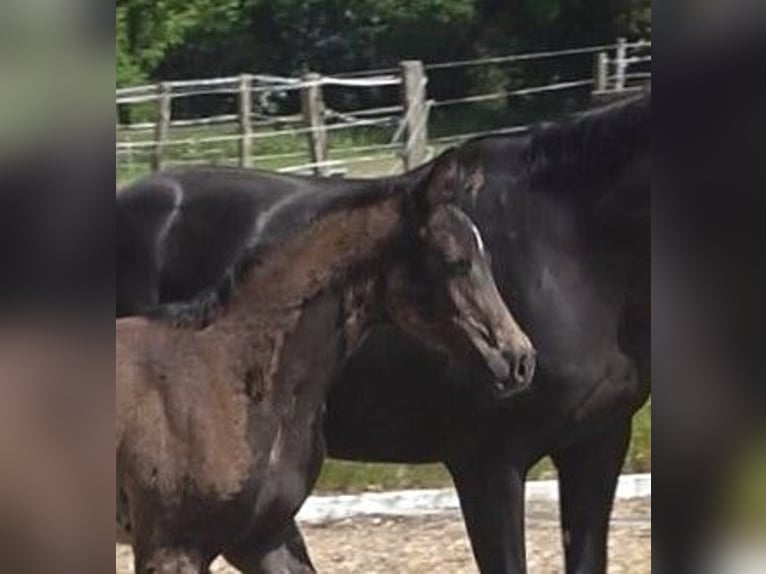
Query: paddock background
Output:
[[116, 497, 651, 573], [117, 40, 651, 184], [115, 5, 656, 569]]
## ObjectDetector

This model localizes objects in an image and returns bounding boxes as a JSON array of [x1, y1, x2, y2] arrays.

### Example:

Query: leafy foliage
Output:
[[116, 0, 241, 85], [116, 0, 651, 86]]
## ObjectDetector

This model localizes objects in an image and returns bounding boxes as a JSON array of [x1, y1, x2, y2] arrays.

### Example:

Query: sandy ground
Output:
[[116, 497, 650, 573]]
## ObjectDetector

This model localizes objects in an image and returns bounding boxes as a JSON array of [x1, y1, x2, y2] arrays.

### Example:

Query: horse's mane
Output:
[[146, 265, 239, 329], [144, 174, 415, 329], [526, 90, 650, 188]]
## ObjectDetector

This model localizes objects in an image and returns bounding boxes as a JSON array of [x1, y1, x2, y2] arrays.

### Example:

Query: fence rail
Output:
[[117, 38, 650, 179]]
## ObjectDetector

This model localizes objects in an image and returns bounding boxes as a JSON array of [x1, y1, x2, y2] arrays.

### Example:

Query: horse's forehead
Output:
[[432, 209, 485, 254]]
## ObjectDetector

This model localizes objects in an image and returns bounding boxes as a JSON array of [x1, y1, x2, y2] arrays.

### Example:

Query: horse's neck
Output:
[[205, 194, 404, 395], [205, 279, 382, 418], [223, 194, 404, 321]]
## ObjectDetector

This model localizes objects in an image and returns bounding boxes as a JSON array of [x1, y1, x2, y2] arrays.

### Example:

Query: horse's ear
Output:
[[420, 150, 462, 208]]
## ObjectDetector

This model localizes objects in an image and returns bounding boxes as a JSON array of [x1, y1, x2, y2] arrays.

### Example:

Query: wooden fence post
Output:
[[615, 37, 628, 91], [300, 72, 328, 176], [594, 51, 609, 93], [152, 82, 171, 171], [239, 74, 253, 168], [400, 60, 427, 171]]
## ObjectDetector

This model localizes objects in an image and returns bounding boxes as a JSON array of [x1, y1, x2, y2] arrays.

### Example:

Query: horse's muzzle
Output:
[[490, 348, 536, 399]]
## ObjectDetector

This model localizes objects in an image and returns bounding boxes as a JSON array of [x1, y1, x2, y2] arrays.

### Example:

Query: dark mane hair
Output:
[[527, 90, 650, 188], [145, 261, 241, 329], [144, 175, 417, 329]]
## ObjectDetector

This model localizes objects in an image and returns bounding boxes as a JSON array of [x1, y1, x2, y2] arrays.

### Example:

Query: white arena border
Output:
[[296, 473, 651, 524]]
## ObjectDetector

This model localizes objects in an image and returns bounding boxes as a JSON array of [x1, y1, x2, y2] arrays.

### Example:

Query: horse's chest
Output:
[[234, 409, 325, 540], [116, 419, 323, 548]]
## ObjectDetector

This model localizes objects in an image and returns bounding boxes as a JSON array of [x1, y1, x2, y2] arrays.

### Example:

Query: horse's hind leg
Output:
[[223, 520, 316, 574]]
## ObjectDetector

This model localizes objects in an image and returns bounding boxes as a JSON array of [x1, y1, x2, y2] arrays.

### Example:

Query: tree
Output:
[[116, 0, 240, 86]]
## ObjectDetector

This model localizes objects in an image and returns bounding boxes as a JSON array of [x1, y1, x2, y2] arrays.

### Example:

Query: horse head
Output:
[[384, 151, 536, 398]]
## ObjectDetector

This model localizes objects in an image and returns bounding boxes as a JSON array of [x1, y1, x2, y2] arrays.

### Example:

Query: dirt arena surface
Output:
[[116, 497, 650, 573]]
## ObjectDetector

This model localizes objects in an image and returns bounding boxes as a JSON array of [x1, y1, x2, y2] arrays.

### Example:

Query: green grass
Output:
[[116, 117, 404, 183], [314, 401, 652, 493], [723, 440, 766, 531], [315, 461, 452, 494], [625, 399, 652, 472]]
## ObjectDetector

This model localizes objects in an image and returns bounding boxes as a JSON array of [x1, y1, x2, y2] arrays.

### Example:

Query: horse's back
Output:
[[116, 166, 392, 316], [117, 168, 302, 315]]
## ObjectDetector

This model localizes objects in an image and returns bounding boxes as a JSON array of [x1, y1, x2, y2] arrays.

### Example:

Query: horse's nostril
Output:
[[514, 352, 536, 385], [491, 349, 535, 398]]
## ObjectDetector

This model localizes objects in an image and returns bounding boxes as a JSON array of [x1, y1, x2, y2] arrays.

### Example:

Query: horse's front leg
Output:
[[552, 417, 632, 574], [128, 497, 212, 574], [223, 520, 316, 574], [133, 544, 209, 574], [447, 455, 527, 574]]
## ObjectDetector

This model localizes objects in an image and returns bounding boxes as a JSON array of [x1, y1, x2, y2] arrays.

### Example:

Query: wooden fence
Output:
[[117, 39, 650, 178]]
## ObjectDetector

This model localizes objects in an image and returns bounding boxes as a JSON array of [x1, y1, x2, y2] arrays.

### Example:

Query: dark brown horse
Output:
[[116, 151, 535, 573]]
